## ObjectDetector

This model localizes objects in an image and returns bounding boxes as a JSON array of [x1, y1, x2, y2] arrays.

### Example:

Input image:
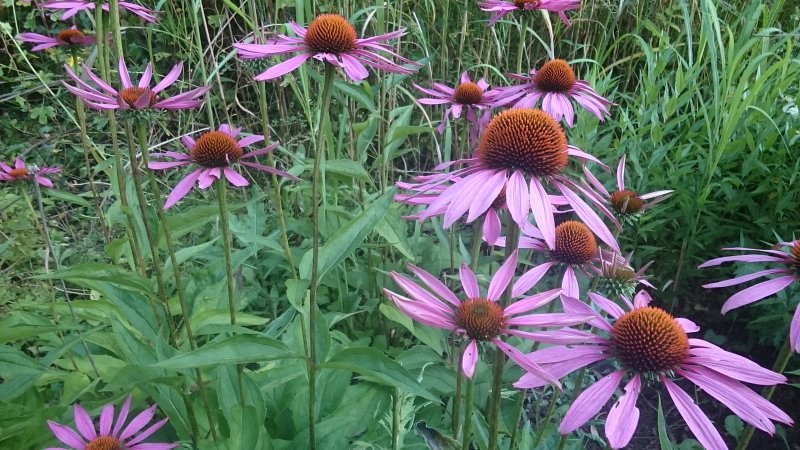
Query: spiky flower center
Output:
[[118, 87, 157, 108], [550, 221, 597, 264], [788, 242, 800, 271], [513, 0, 541, 9], [534, 60, 577, 93], [304, 14, 357, 55], [477, 109, 568, 176], [611, 306, 689, 373], [57, 29, 86, 44], [191, 131, 242, 168], [455, 298, 506, 341], [86, 436, 123, 450], [453, 82, 483, 105], [610, 190, 644, 214], [8, 168, 30, 179]]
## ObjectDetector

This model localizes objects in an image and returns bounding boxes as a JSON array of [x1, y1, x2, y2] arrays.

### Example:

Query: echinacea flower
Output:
[[18, 26, 95, 51], [63, 58, 210, 111], [479, 0, 581, 27], [700, 240, 800, 353], [0, 157, 60, 187], [148, 124, 299, 209], [594, 249, 653, 298], [233, 14, 419, 82], [46, 395, 177, 450], [41, 1, 158, 23], [401, 108, 620, 253], [583, 154, 673, 218], [497, 60, 612, 127], [516, 291, 792, 450], [414, 71, 500, 140], [383, 250, 592, 380]]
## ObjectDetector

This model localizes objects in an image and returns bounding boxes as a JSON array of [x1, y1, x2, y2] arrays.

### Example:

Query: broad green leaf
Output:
[[153, 335, 301, 369], [190, 309, 269, 331], [0, 325, 70, 345], [321, 347, 439, 402], [324, 159, 371, 181], [374, 214, 416, 261], [34, 263, 153, 297], [299, 188, 395, 280], [46, 190, 91, 208], [0, 346, 47, 375]]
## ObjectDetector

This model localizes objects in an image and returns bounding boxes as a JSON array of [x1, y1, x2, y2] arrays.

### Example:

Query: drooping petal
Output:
[[505, 170, 530, 227], [504, 288, 561, 316], [529, 177, 555, 249], [791, 302, 800, 353], [662, 377, 726, 450], [606, 374, 641, 449], [223, 167, 249, 187], [702, 268, 789, 288], [254, 53, 312, 81], [721, 276, 796, 314], [462, 340, 479, 379], [559, 370, 624, 434], [687, 339, 787, 385], [493, 339, 561, 389], [163, 169, 203, 209]]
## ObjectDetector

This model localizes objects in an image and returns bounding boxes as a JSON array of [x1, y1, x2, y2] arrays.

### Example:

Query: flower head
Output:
[[234, 14, 419, 82], [46, 395, 177, 450], [414, 72, 501, 140], [41, 1, 158, 23], [400, 108, 620, 253], [479, 0, 581, 27], [148, 124, 300, 209], [63, 58, 210, 111], [18, 26, 95, 51], [517, 291, 792, 449], [583, 154, 673, 219], [700, 240, 800, 353], [383, 251, 592, 380], [595, 250, 653, 298], [0, 158, 60, 188], [496, 60, 613, 127]]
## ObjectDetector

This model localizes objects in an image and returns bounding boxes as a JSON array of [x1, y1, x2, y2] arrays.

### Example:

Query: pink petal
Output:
[[462, 340, 479, 379], [687, 340, 787, 385], [223, 167, 249, 187], [48, 421, 87, 448], [254, 53, 312, 81], [702, 268, 788, 288], [588, 292, 624, 319], [662, 377, 726, 450], [505, 170, 530, 227], [390, 273, 454, 316], [529, 177, 555, 249], [73, 404, 97, 440], [606, 374, 641, 449], [561, 266, 579, 299], [340, 53, 369, 81], [487, 250, 518, 301], [124, 417, 168, 446], [99, 404, 114, 436], [466, 170, 507, 222], [506, 312, 591, 328], [152, 63, 182, 93], [407, 265, 461, 307], [504, 288, 561, 316], [119, 405, 156, 441], [459, 264, 480, 299], [163, 169, 203, 209], [616, 155, 626, 191], [118, 58, 133, 89], [493, 338, 561, 389], [722, 275, 796, 313], [791, 302, 800, 353], [483, 208, 501, 245], [559, 370, 624, 433], [512, 262, 556, 297], [113, 396, 132, 437], [138, 63, 153, 88], [699, 254, 787, 267]]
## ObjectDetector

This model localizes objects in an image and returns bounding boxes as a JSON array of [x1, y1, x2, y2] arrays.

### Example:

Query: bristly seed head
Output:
[[118, 87, 157, 108], [477, 109, 568, 176], [610, 190, 644, 214], [8, 168, 30, 179], [57, 28, 86, 44], [789, 242, 800, 271], [534, 59, 577, 93], [611, 306, 689, 373], [514, 0, 542, 9], [304, 14, 357, 55], [551, 221, 597, 264], [85, 436, 123, 450], [453, 82, 483, 105], [191, 131, 242, 167], [455, 298, 506, 341]]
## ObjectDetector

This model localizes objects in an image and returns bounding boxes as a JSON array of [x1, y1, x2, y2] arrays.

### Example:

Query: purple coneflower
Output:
[[63, 58, 210, 111], [700, 240, 800, 353], [148, 124, 299, 209], [234, 14, 418, 82], [583, 154, 673, 217], [414, 71, 499, 139], [479, 0, 580, 27], [18, 26, 95, 51], [46, 395, 177, 450], [383, 250, 592, 380], [497, 60, 612, 127], [0, 158, 60, 188], [594, 249, 654, 298], [515, 291, 792, 450], [41, 1, 158, 23], [400, 108, 620, 253]]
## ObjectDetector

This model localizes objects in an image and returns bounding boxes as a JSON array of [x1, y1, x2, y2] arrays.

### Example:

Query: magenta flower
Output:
[[148, 124, 300, 209], [516, 291, 792, 449], [479, 0, 580, 27], [496, 60, 612, 127], [63, 58, 210, 111], [414, 71, 500, 140], [583, 154, 673, 217], [400, 108, 620, 253], [41, 1, 158, 23], [18, 26, 95, 51], [383, 250, 592, 380], [233, 14, 419, 82], [0, 157, 60, 188], [700, 240, 800, 353], [46, 395, 177, 450]]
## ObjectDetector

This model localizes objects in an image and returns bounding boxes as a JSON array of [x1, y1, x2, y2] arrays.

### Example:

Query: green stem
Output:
[[734, 337, 793, 450], [29, 180, 101, 378], [107, 0, 125, 60], [215, 176, 245, 405], [516, 16, 528, 74], [391, 388, 401, 450], [460, 376, 475, 450], [308, 64, 336, 450], [452, 347, 464, 437], [532, 387, 559, 447], [487, 215, 521, 450], [508, 390, 527, 449], [137, 121, 217, 441]]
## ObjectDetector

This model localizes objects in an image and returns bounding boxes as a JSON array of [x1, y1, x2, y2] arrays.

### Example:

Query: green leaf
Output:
[[321, 347, 439, 402], [152, 335, 301, 369], [299, 188, 395, 280], [0, 325, 70, 345], [0, 346, 47, 376], [324, 159, 371, 181], [725, 415, 744, 439], [33, 263, 153, 297], [657, 395, 674, 450], [46, 190, 92, 208], [374, 214, 416, 261]]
